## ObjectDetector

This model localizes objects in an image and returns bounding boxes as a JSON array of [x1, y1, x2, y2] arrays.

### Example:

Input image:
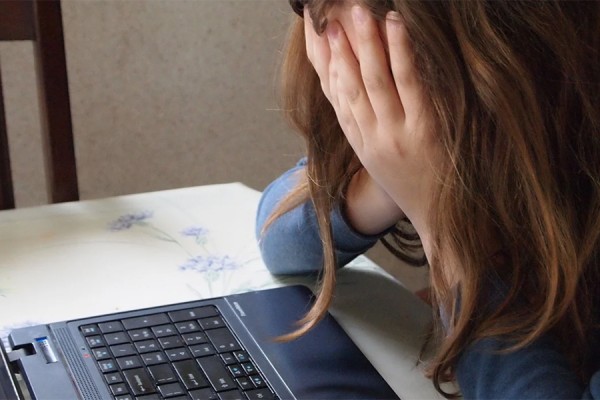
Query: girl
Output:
[[256, 0, 600, 398]]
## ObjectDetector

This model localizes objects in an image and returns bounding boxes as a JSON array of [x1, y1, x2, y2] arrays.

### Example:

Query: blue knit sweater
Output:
[[255, 160, 600, 399]]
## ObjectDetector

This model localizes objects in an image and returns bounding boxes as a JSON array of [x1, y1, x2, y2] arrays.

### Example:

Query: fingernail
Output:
[[387, 10, 402, 20], [386, 11, 403, 30], [352, 5, 367, 25]]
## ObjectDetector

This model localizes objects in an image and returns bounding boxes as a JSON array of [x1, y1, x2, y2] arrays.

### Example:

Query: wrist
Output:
[[343, 169, 404, 235]]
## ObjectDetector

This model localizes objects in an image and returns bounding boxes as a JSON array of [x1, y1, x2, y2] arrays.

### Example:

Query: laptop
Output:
[[1, 285, 399, 399]]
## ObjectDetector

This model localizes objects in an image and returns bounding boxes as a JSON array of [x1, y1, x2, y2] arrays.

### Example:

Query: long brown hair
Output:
[[267, 0, 600, 396]]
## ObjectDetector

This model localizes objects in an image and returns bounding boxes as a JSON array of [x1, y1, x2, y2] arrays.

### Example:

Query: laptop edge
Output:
[[3, 285, 399, 399], [0, 336, 21, 400]]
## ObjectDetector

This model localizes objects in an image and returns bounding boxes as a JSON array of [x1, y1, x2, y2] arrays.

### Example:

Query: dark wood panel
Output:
[[0, 0, 35, 40], [0, 0, 79, 208], [0, 70, 16, 209], [34, 0, 79, 203]]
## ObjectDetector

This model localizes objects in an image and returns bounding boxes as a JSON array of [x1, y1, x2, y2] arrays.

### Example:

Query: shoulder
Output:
[[457, 335, 585, 399]]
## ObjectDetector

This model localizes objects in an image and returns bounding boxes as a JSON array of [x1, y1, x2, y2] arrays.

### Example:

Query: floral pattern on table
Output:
[[0, 184, 386, 354], [0, 183, 437, 398], [106, 210, 274, 298]]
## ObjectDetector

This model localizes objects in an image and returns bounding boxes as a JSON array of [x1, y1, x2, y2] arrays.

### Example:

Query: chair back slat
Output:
[[0, 0, 79, 209], [34, 0, 79, 204], [0, 73, 15, 209], [0, 1, 35, 40]]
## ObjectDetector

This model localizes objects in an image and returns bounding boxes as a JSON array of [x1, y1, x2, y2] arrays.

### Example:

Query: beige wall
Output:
[[2, 0, 304, 208], [0, 0, 428, 291]]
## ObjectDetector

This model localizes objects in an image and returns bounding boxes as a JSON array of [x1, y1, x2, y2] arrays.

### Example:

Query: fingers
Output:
[[304, 9, 314, 63], [327, 20, 369, 150], [305, 5, 422, 155], [304, 12, 366, 149], [304, 9, 332, 102], [350, 6, 404, 124], [385, 11, 423, 128]]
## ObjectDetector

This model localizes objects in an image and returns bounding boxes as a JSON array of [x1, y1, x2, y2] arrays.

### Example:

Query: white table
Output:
[[0, 183, 439, 398]]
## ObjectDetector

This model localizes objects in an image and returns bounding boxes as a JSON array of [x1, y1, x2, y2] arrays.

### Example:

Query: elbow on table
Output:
[[257, 230, 323, 276]]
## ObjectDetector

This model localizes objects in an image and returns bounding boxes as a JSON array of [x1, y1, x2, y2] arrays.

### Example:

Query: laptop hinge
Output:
[[1, 343, 24, 399], [7, 348, 29, 364]]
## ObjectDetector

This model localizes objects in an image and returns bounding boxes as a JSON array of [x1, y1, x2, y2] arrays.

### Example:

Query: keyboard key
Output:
[[206, 328, 242, 353], [116, 355, 143, 370], [249, 375, 266, 389], [158, 382, 186, 398], [152, 324, 177, 337], [134, 395, 159, 400], [175, 320, 201, 334], [190, 344, 216, 357], [104, 372, 123, 384], [220, 353, 237, 365], [104, 332, 130, 346], [166, 347, 192, 362], [245, 388, 275, 400], [235, 376, 253, 390], [114, 395, 133, 400], [169, 306, 218, 322], [128, 328, 154, 341], [109, 383, 129, 396], [98, 321, 124, 333], [80, 325, 99, 336], [189, 387, 219, 400], [159, 336, 184, 349], [197, 356, 237, 392], [218, 390, 245, 400], [241, 362, 257, 375], [228, 365, 244, 378], [123, 368, 156, 396], [173, 359, 210, 390], [122, 313, 170, 330], [182, 332, 207, 345], [141, 351, 168, 366], [135, 339, 159, 353], [92, 347, 110, 360], [199, 316, 225, 330], [98, 359, 117, 373], [148, 364, 177, 385], [110, 343, 137, 358], [86, 335, 104, 348], [148, 364, 178, 385], [233, 351, 249, 363]]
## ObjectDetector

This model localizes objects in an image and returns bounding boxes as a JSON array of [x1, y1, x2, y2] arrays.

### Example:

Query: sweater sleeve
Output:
[[255, 159, 386, 275], [456, 334, 600, 399]]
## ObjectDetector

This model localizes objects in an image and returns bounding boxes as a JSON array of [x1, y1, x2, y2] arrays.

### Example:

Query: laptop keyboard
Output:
[[79, 305, 276, 400]]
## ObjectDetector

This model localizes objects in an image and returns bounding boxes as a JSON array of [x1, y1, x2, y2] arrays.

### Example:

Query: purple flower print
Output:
[[179, 255, 240, 273], [108, 211, 153, 231], [180, 226, 209, 245]]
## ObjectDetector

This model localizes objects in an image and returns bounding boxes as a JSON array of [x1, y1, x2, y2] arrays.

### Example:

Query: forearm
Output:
[[256, 161, 387, 275], [343, 168, 404, 235]]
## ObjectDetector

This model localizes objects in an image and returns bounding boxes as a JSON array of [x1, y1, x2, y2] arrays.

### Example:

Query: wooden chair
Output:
[[0, 0, 78, 209]]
